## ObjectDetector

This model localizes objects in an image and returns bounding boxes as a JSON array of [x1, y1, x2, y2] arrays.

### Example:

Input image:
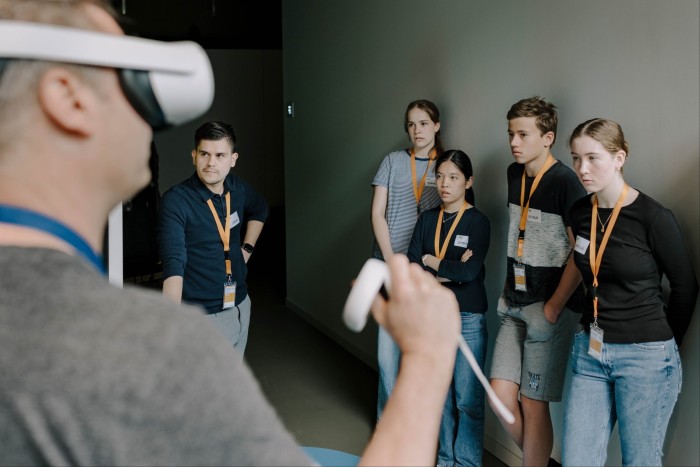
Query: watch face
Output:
[[243, 243, 254, 253]]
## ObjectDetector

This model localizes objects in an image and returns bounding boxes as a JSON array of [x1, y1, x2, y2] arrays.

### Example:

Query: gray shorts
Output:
[[489, 296, 576, 402]]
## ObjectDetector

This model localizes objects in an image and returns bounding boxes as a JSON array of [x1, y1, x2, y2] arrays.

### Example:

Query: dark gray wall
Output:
[[155, 49, 284, 206], [282, 1, 699, 465]]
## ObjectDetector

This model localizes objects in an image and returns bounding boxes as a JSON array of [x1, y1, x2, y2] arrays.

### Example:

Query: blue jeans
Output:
[[562, 331, 682, 467], [376, 325, 400, 420], [437, 312, 487, 467]]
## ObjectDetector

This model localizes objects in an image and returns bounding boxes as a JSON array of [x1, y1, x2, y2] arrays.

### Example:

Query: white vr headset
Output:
[[0, 20, 214, 129]]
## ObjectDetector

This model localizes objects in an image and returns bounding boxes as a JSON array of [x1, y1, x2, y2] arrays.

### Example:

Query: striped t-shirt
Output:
[[501, 160, 586, 307], [372, 149, 441, 258]]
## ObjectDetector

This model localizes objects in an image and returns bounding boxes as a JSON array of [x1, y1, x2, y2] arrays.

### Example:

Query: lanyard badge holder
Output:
[[411, 148, 437, 214], [587, 185, 628, 361], [207, 193, 236, 310], [514, 156, 555, 292]]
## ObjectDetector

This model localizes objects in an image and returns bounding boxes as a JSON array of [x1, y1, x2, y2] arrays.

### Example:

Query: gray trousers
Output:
[[206, 295, 252, 357]]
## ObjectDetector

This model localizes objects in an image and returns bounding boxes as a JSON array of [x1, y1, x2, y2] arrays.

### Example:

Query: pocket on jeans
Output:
[[631, 342, 665, 351]]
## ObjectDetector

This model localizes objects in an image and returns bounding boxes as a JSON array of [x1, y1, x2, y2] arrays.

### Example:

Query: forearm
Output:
[[162, 276, 183, 304], [241, 220, 264, 263], [371, 214, 394, 259], [359, 352, 454, 466], [547, 255, 581, 314]]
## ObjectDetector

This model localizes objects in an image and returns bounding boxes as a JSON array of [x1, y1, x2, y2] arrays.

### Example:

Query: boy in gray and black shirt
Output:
[[488, 97, 585, 467]]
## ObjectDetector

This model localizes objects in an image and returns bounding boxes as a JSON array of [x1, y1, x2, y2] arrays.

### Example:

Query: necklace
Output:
[[442, 211, 459, 223], [597, 210, 613, 233]]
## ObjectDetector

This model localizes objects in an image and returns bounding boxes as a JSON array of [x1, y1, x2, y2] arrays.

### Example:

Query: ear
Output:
[[465, 176, 474, 190], [191, 149, 197, 165], [37, 68, 96, 137], [434, 121, 441, 133], [230, 152, 238, 168], [543, 131, 555, 148], [614, 150, 627, 171]]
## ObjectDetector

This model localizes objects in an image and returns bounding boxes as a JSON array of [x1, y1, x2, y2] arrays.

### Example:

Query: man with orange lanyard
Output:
[[488, 97, 585, 467], [159, 121, 268, 356]]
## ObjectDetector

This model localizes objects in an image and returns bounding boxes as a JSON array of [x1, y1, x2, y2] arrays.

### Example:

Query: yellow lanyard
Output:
[[434, 201, 468, 259], [517, 155, 555, 258], [411, 148, 437, 206], [589, 184, 628, 324], [206, 192, 232, 277]]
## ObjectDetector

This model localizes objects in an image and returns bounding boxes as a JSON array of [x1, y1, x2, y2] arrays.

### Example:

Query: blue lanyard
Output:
[[0, 204, 106, 274]]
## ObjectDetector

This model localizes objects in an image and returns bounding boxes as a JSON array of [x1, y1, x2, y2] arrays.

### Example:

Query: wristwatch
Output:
[[242, 243, 255, 254]]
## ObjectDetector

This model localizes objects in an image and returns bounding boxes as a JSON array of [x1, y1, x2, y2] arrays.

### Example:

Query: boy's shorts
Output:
[[490, 296, 577, 402]]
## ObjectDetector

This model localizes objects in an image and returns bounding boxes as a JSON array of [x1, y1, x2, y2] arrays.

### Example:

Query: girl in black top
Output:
[[562, 118, 698, 466], [408, 150, 490, 467]]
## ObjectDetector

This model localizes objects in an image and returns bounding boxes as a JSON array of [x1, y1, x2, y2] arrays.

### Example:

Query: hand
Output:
[[543, 300, 561, 324], [460, 249, 473, 262], [371, 255, 460, 359], [241, 248, 251, 264]]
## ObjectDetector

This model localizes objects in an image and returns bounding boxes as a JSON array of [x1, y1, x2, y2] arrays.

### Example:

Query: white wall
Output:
[[282, 1, 699, 465]]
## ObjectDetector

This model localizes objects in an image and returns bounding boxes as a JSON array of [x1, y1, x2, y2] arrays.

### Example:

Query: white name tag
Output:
[[588, 325, 604, 361], [527, 208, 541, 223], [223, 281, 236, 309], [514, 265, 527, 292], [574, 235, 590, 255], [230, 211, 240, 228], [454, 235, 469, 248], [425, 177, 436, 187]]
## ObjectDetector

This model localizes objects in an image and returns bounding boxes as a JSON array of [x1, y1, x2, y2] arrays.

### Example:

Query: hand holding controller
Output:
[[343, 258, 515, 425]]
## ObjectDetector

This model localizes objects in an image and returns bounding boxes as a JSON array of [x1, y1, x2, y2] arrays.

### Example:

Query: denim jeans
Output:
[[437, 312, 487, 467], [562, 331, 682, 467], [376, 325, 400, 420]]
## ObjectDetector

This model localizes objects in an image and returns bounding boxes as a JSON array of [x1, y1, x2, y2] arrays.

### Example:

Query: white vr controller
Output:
[[343, 259, 515, 425], [0, 21, 214, 129]]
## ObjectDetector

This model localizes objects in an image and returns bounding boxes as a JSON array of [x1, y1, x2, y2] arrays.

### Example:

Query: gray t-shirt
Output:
[[372, 149, 441, 258], [0, 246, 311, 466]]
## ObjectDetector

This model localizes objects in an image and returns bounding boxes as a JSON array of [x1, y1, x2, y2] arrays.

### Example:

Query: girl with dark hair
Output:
[[371, 99, 444, 419], [562, 118, 697, 466], [407, 149, 491, 467]]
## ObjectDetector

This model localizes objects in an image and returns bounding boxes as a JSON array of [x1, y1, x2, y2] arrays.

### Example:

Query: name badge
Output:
[[527, 208, 542, 223], [514, 265, 527, 292], [230, 211, 240, 228], [425, 177, 436, 187], [574, 235, 590, 255], [223, 281, 236, 309], [588, 325, 604, 361], [454, 235, 469, 248]]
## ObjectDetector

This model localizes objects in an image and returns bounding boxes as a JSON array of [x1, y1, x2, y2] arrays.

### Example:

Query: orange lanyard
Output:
[[517, 155, 555, 258], [411, 148, 437, 206], [589, 184, 628, 324], [434, 201, 468, 259], [206, 192, 232, 277]]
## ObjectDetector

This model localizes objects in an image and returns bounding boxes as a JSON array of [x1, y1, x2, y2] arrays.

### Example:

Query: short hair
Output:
[[507, 96, 558, 145], [569, 118, 629, 158], [0, 0, 112, 153], [194, 121, 237, 151], [404, 99, 443, 156]]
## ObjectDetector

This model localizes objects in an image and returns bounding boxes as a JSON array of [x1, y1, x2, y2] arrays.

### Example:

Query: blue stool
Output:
[[302, 446, 360, 466]]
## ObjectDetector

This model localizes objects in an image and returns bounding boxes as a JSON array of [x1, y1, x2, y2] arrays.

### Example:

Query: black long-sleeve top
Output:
[[408, 206, 490, 313], [568, 191, 698, 344], [158, 173, 269, 314]]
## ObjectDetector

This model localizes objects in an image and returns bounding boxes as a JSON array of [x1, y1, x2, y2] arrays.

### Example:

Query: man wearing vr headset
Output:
[[0, 1, 461, 465]]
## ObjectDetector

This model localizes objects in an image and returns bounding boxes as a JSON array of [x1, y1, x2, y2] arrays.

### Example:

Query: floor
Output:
[[244, 278, 508, 466]]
